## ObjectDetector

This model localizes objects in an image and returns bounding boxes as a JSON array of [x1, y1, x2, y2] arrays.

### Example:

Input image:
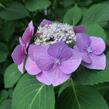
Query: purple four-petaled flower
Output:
[[26, 42, 81, 86], [74, 33, 106, 70]]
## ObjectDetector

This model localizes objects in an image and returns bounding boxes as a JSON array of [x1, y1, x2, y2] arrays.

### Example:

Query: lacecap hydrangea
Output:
[[11, 19, 106, 86]]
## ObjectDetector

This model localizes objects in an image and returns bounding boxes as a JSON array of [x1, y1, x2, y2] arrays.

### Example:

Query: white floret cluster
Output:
[[35, 22, 76, 45]]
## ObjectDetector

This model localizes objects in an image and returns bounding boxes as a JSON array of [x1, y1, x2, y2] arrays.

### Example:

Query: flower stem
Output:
[[70, 78, 81, 109]]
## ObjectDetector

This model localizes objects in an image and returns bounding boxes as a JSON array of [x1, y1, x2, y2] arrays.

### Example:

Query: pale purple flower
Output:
[[26, 42, 81, 86], [11, 21, 34, 73], [74, 33, 106, 70]]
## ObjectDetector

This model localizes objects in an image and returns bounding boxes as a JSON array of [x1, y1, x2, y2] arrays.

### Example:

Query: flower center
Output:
[[54, 58, 61, 65], [87, 47, 93, 54], [35, 22, 76, 45]]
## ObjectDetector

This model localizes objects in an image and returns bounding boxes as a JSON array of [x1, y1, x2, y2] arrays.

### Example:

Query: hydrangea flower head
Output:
[[74, 33, 106, 70], [11, 19, 106, 86]]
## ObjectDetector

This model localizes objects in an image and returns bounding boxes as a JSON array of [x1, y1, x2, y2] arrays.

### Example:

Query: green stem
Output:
[[70, 78, 81, 109]]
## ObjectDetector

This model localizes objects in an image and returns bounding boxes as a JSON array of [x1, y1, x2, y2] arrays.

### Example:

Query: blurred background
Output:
[[0, 0, 109, 108]]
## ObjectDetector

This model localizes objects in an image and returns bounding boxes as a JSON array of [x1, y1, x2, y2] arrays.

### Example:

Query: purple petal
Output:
[[11, 45, 25, 65], [59, 49, 82, 74], [90, 37, 106, 55], [21, 21, 34, 44], [74, 46, 91, 64], [48, 41, 72, 61], [81, 52, 92, 64], [36, 72, 51, 85], [25, 57, 41, 75], [40, 19, 52, 27], [83, 54, 106, 70], [74, 25, 85, 33], [28, 44, 38, 61], [18, 60, 24, 74], [37, 67, 71, 86], [76, 33, 91, 52], [33, 45, 54, 71]]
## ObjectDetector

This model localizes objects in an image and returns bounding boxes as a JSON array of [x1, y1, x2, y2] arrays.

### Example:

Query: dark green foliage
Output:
[[0, 0, 109, 109]]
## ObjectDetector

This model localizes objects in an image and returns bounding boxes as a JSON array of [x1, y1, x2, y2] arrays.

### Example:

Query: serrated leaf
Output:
[[25, 0, 51, 12], [63, 5, 82, 25], [0, 2, 29, 21], [0, 43, 8, 63], [58, 85, 109, 109], [4, 64, 22, 88], [74, 51, 109, 85], [82, 3, 109, 24], [83, 22, 107, 41], [12, 74, 55, 109]]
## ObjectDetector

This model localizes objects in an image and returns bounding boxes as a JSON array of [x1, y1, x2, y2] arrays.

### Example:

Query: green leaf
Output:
[[83, 22, 107, 41], [4, 64, 22, 88], [8, 89, 14, 98], [58, 85, 109, 109], [74, 51, 109, 85], [78, 0, 92, 7], [1, 22, 15, 42], [58, 80, 71, 96], [82, 3, 109, 24], [0, 99, 11, 109], [0, 2, 29, 21], [94, 83, 109, 96], [0, 43, 8, 63], [12, 74, 55, 109], [62, 0, 74, 7], [63, 5, 82, 25], [0, 90, 9, 104], [25, 0, 51, 12]]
